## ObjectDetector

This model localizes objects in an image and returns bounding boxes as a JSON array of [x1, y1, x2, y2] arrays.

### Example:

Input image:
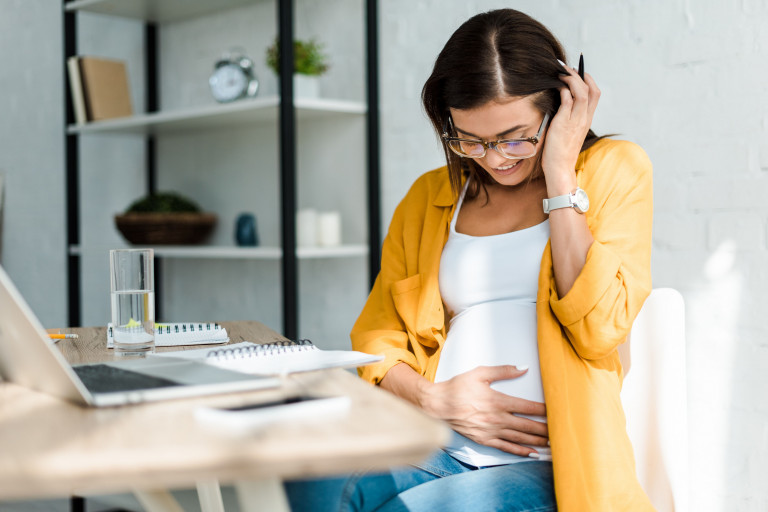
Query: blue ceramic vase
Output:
[[235, 213, 259, 246]]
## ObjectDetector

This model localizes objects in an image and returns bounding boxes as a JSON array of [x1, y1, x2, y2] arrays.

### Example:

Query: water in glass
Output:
[[111, 289, 155, 355]]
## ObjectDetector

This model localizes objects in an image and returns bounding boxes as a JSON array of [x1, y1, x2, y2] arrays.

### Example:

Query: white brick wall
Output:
[[380, 1, 768, 510]]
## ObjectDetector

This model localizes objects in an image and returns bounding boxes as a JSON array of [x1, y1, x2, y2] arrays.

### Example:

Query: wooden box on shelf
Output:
[[115, 212, 217, 245]]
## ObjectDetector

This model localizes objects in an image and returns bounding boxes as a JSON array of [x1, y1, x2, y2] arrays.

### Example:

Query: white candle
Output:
[[317, 211, 342, 247], [296, 209, 318, 247]]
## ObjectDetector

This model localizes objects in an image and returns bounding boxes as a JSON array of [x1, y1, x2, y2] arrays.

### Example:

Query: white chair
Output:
[[0, 172, 4, 262], [619, 288, 689, 511]]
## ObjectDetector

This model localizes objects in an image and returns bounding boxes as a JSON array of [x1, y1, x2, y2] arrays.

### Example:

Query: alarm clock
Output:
[[209, 51, 259, 103]]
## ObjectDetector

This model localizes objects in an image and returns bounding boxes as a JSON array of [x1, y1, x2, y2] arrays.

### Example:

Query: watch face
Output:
[[574, 188, 589, 212], [209, 64, 248, 103]]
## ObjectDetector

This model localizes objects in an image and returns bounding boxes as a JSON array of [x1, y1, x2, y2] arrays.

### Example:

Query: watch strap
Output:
[[543, 193, 573, 214], [544, 194, 574, 213]]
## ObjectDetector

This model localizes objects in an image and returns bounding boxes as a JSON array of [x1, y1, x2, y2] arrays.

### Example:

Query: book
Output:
[[107, 322, 229, 348], [66, 57, 87, 124], [77, 56, 133, 121], [151, 339, 384, 376]]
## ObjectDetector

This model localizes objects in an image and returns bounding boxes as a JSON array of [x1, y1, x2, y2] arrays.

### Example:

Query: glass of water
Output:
[[109, 249, 155, 356]]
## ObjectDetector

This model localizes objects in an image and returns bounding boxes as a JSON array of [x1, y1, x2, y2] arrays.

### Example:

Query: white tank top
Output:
[[436, 183, 551, 466]]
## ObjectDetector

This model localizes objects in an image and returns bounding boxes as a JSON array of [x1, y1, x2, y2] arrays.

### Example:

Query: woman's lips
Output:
[[493, 159, 522, 175]]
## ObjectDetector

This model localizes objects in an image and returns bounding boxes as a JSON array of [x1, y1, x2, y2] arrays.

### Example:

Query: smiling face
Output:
[[449, 96, 547, 188]]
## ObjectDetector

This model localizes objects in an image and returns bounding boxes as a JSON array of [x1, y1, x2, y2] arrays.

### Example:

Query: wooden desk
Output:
[[0, 322, 449, 511]]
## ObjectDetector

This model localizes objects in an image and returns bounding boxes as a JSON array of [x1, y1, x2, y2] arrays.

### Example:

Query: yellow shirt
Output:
[[351, 138, 655, 511]]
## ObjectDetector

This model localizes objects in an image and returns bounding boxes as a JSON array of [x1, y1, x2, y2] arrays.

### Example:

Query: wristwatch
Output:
[[543, 188, 589, 214]]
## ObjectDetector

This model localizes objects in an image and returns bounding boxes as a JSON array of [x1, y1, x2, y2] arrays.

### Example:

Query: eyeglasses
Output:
[[441, 113, 550, 160]]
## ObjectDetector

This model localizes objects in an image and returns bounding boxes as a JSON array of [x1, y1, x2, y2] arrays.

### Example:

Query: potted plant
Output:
[[114, 192, 217, 245], [266, 37, 330, 98]]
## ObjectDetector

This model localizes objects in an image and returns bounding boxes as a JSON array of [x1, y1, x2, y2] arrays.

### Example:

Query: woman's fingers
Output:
[[456, 407, 548, 437], [497, 427, 550, 447], [557, 67, 600, 123], [484, 438, 542, 458], [465, 426, 548, 457], [582, 71, 601, 118], [505, 412, 549, 437], [558, 71, 591, 121], [493, 392, 547, 418], [470, 364, 529, 383], [453, 419, 548, 456], [557, 85, 574, 119]]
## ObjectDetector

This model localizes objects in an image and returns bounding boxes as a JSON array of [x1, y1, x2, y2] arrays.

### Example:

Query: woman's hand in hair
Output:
[[420, 365, 549, 457], [541, 66, 601, 190]]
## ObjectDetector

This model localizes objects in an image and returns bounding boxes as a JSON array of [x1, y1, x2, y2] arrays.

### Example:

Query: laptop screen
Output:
[[0, 265, 93, 405]]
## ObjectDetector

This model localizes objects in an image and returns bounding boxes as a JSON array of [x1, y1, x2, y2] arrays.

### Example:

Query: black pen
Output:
[[578, 53, 584, 81]]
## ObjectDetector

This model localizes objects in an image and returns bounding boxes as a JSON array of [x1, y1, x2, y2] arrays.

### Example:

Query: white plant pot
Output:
[[294, 74, 321, 98]]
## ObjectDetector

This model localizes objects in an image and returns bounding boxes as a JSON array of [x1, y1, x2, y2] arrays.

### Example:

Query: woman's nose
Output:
[[483, 147, 510, 168]]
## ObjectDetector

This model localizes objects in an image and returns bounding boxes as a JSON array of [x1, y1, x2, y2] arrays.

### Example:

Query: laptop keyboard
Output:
[[72, 364, 181, 393]]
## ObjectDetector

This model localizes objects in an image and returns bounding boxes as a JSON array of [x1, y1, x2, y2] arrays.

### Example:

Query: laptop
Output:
[[0, 265, 279, 407]]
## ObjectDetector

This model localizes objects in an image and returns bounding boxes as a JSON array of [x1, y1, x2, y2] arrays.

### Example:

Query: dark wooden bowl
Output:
[[114, 212, 217, 245]]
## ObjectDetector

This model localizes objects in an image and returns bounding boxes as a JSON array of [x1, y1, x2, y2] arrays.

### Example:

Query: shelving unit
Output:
[[68, 244, 368, 259], [63, 0, 380, 341], [67, 96, 366, 135], [65, 0, 260, 23]]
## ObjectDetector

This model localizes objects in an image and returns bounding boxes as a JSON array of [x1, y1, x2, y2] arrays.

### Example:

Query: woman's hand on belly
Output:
[[422, 365, 549, 457]]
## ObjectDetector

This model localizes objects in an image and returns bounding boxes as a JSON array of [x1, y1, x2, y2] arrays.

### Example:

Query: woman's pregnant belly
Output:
[[434, 300, 549, 465], [435, 300, 545, 417]]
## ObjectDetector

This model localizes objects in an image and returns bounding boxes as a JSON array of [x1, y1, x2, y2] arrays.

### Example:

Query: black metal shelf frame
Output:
[[62, 0, 381, 341], [63, 7, 80, 328]]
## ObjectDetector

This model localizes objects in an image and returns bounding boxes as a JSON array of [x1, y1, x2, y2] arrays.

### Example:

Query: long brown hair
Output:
[[422, 9, 603, 200]]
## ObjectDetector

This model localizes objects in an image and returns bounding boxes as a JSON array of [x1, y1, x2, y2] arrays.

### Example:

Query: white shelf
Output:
[[69, 244, 369, 260], [296, 245, 369, 259], [66, 97, 367, 135], [65, 0, 262, 23], [153, 246, 282, 259]]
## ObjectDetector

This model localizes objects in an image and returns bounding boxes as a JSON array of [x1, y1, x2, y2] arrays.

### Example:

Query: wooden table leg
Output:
[[235, 478, 290, 512], [133, 489, 184, 512], [196, 479, 225, 512]]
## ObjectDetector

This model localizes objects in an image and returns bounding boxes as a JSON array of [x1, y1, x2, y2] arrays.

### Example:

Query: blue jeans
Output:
[[284, 450, 555, 511]]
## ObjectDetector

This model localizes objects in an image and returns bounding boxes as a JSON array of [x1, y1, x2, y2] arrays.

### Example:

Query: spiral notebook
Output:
[[151, 339, 383, 376], [107, 322, 230, 348]]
